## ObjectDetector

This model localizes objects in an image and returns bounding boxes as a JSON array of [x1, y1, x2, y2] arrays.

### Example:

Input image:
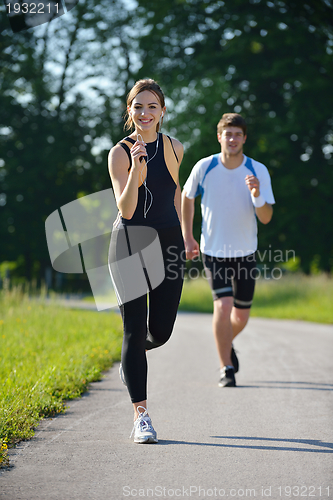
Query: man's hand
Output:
[[245, 174, 260, 197], [181, 193, 200, 259], [184, 236, 200, 261], [245, 174, 273, 224]]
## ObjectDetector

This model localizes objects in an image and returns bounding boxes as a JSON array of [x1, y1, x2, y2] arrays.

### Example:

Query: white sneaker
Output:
[[130, 406, 158, 444]]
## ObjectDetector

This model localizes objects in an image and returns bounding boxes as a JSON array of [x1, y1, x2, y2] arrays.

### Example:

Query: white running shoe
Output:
[[119, 363, 126, 386], [130, 406, 158, 444]]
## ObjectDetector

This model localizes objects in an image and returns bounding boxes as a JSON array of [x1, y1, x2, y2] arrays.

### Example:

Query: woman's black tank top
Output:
[[118, 133, 180, 229]]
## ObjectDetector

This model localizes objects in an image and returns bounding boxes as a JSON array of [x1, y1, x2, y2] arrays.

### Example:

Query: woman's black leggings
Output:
[[109, 224, 185, 403]]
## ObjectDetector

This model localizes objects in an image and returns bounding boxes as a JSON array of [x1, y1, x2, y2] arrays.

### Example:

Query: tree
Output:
[[0, 0, 139, 281], [135, 0, 333, 272]]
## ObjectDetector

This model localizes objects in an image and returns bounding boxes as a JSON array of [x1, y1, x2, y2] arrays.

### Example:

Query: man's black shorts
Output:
[[202, 252, 258, 308]]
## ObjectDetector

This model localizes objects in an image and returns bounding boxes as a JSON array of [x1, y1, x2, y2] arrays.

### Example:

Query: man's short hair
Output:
[[217, 113, 247, 136]]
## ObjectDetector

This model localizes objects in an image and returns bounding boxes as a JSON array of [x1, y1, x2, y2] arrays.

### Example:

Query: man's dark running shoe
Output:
[[231, 346, 239, 373], [219, 366, 236, 387]]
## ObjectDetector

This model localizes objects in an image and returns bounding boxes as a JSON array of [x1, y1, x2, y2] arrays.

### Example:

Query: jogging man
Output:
[[181, 113, 275, 387]]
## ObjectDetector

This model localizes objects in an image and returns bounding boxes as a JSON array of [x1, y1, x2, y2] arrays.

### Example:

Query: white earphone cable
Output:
[[137, 131, 160, 218]]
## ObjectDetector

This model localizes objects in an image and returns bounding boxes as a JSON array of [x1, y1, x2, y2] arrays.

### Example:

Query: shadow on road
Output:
[[238, 381, 333, 391], [157, 436, 333, 453]]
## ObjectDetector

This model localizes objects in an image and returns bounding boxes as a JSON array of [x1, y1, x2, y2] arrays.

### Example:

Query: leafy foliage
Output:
[[136, 0, 333, 272], [1, 0, 333, 279], [0, 0, 138, 280]]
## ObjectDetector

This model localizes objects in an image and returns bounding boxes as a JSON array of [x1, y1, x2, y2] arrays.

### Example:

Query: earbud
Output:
[[161, 112, 164, 117]]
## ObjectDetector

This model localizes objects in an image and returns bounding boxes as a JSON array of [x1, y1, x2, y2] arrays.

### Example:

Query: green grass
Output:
[[179, 273, 333, 324], [0, 285, 122, 467], [1, 273, 331, 466]]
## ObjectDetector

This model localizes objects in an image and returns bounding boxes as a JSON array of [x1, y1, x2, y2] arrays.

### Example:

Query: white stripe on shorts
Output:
[[234, 298, 253, 307], [214, 286, 233, 295]]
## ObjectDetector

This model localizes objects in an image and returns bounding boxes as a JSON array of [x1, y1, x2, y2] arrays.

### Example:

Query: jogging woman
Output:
[[108, 79, 184, 443]]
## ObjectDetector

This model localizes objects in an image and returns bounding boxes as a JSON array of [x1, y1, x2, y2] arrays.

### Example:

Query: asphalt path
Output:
[[1, 313, 333, 500]]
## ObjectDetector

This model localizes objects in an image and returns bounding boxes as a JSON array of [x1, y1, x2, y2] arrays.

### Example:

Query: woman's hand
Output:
[[130, 140, 147, 171], [108, 139, 147, 220]]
